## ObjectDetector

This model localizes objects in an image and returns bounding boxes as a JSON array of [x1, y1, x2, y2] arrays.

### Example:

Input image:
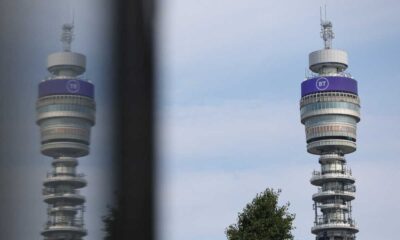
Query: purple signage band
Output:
[[39, 79, 95, 98], [301, 76, 358, 97]]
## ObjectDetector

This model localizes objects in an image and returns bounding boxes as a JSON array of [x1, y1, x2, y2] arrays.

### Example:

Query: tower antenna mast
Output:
[[61, 23, 74, 52], [320, 5, 334, 49]]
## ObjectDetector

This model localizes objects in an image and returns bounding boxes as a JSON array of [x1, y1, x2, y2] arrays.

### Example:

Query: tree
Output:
[[102, 204, 120, 240], [102, 191, 123, 240], [225, 188, 295, 240]]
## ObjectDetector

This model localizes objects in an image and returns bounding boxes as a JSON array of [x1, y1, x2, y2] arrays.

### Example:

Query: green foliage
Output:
[[102, 204, 120, 240], [225, 188, 295, 240]]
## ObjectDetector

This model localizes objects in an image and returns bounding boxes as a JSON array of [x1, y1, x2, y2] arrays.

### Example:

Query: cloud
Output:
[[158, 151, 400, 240], [157, 98, 400, 240], [155, 1, 400, 240], [157, 99, 312, 239], [157, 0, 400, 69], [158, 166, 315, 240], [158, 99, 306, 171], [352, 161, 400, 240], [156, 0, 400, 108]]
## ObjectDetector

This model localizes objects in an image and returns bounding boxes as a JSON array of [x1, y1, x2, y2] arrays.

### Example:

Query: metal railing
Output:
[[44, 75, 87, 81], [319, 199, 346, 205], [312, 168, 352, 176], [305, 71, 353, 80], [317, 203, 348, 210], [44, 218, 85, 230], [317, 185, 356, 193], [42, 188, 81, 195], [46, 171, 85, 178], [314, 216, 356, 227]]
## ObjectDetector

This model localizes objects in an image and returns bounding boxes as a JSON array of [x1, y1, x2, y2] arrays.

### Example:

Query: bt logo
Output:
[[315, 77, 329, 90], [66, 79, 80, 93]]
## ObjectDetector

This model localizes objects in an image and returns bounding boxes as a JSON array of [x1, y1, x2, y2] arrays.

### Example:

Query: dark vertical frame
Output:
[[114, 0, 155, 239]]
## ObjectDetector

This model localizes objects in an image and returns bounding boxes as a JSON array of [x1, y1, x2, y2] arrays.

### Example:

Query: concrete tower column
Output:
[[37, 24, 96, 240], [300, 16, 360, 240]]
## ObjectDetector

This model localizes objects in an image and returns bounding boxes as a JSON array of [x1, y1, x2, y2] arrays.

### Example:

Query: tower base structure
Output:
[[311, 153, 358, 240]]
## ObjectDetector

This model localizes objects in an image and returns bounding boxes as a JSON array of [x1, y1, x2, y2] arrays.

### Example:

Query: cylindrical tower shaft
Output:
[[37, 24, 95, 240], [300, 17, 360, 240]]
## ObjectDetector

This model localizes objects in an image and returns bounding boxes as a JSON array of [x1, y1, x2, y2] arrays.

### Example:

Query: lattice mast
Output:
[[37, 24, 96, 240], [300, 11, 361, 240]]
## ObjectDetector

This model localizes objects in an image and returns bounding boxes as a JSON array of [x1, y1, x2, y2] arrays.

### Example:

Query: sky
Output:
[[156, 0, 400, 240]]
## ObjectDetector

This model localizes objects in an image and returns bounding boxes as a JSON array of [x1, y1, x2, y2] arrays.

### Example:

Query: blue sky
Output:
[[156, 0, 400, 240]]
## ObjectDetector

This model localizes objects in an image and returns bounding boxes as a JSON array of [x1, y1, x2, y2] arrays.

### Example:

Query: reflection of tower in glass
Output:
[[300, 17, 360, 240], [37, 24, 95, 240]]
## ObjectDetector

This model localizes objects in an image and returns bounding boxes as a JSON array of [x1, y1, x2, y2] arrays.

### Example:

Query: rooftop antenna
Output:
[[320, 5, 334, 49], [60, 5, 75, 53], [72, 8, 75, 26], [61, 23, 74, 52]]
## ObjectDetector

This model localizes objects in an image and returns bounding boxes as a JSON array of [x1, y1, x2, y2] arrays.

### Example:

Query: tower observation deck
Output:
[[37, 24, 95, 240], [300, 16, 360, 240]]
